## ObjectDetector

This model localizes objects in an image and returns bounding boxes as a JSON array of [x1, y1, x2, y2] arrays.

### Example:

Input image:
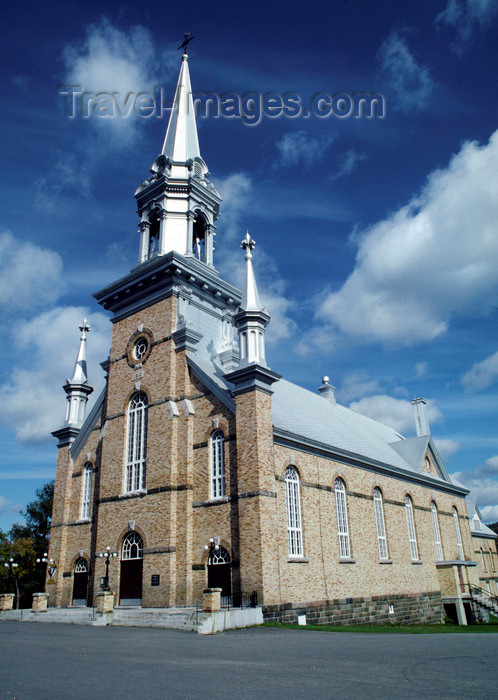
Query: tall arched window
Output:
[[405, 495, 419, 561], [373, 488, 388, 560], [285, 466, 303, 557], [81, 462, 93, 519], [452, 507, 464, 560], [125, 392, 148, 493], [122, 531, 144, 560], [431, 501, 443, 561], [335, 478, 350, 559], [210, 430, 226, 499]]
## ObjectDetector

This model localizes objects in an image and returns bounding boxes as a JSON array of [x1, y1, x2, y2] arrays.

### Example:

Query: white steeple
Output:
[[233, 233, 271, 367], [134, 50, 221, 267], [162, 53, 201, 166], [63, 319, 94, 429]]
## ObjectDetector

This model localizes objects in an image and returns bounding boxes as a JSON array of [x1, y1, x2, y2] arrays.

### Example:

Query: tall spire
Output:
[[233, 233, 270, 367], [161, 53, 200, 163], [134, 51, 221, 266], [63, 319, 93, 429]]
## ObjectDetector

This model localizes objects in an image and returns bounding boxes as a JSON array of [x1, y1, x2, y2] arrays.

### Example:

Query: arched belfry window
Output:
[[210, 430, 226, 499], [81, 462, 93, 519], [334, 478, 351, 559], [192, 211, 207, 262], [74, 557, 88, 573], [285, 466, 303, 557], [125, 392, 148, 493], [122, 531, 144, 560], [147, 211, 160, 259]]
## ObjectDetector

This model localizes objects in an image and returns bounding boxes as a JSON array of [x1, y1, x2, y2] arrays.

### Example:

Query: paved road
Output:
[[0, 622, 497, 699]]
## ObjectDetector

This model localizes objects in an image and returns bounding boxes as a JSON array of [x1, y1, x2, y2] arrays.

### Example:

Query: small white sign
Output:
[[132, 369, 144, 381]]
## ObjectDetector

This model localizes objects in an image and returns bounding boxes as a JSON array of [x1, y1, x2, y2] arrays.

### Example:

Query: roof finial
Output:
[[178, 32, 194, 56]]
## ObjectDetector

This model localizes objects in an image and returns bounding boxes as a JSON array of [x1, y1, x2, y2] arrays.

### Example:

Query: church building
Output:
[[47, 50, 496, 626]]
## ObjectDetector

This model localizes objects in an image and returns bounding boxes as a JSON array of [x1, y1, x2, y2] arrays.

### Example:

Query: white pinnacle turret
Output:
[[233, 233, 270, 367], [63, 319, 93, 429], [241, 232, 262, 311]]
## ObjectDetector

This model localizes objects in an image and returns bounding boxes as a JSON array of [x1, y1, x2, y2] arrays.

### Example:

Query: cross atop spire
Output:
[[177, 32, 194, 55]]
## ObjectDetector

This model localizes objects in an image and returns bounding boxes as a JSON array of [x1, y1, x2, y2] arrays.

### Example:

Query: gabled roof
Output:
[[467, 501, 497, 538], [188, 355, 467, 494], [70, 387, 106, 461]]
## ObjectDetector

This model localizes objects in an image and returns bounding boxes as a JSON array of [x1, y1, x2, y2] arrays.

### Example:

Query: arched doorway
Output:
[[120, 532, 143, 606], [207, 545, 231, 602], [72, 558, 89, 606]]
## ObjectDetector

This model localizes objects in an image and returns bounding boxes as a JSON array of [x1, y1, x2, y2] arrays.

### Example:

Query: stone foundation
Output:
[[263, 591, 443, 626]]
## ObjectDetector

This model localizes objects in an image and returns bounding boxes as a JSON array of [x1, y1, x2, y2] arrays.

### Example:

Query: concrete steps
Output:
[[112, 607, 205, 631], [472, 595, 498, 616], [0, 607, 95, 624]]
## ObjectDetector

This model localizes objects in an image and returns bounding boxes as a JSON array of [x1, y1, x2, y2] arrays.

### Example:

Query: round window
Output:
[[134, 337, 148, 362]]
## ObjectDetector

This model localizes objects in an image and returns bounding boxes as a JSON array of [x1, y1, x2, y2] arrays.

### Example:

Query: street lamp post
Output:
[[3, 558, 20, 609], [98, 546, 118, 591]]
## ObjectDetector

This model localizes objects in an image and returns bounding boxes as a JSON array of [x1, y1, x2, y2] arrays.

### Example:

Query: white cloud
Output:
[[336, 371, 382, 403], [275, 130, 334, 167], [436, 0, 498, 42], [349, 394, 442, 434], [484, 456, 498, 474], [0, 231, 64, 313], [331, 150, 367, 181], [35, 155, 92, 213], [0, 495, 20, 518], [433, 438, 460, 461], [378, 30, 434, 112], [63, 18, 173, 146], [316, 130, 498, 346], [216, 172, 253, 241], [461, 351, 498, 392], [0, 307, 110, 442]]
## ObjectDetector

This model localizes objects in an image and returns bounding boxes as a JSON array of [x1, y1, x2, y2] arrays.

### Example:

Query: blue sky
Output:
[[1, 0, 498, 531]]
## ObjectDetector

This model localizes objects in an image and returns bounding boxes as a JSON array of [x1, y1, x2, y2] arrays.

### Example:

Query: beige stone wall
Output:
[[472, 534, 498, 595], [267, 444, 473, 606]]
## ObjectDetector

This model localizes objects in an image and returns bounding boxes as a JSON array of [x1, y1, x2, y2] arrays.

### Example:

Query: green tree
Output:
[[0, 481, 54, 607]]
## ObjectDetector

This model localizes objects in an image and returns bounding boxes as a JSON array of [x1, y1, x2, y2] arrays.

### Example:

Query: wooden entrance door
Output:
[[72, 558, 89, 606], [120, 531, 143, 605], [208, 546, 232, 600]]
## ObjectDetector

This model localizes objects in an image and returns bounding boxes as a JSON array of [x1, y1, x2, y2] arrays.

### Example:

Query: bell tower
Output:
[[134, 51, 221, 267]]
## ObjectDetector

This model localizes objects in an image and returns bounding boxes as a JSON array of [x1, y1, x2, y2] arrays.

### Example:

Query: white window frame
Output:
[[210, 430, 226, 499], [405, 496, 419, 561], [335, 478, 351, 559], [373, 488, 388, 560], [122, 531, 143, 560], [452, 507, 464, 560], [125, 392, 148, 493], [81, 462, 92, 519], [285, 466, 303, 557], [431, 501, 443, 561]]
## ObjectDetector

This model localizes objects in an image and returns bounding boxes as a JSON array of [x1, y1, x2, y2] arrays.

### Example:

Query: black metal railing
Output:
[[221, 591, 258, 609]]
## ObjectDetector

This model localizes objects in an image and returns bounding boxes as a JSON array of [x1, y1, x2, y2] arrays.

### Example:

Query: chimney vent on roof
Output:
[[411, 397, 430, 436], [318, 376, 336, 404]]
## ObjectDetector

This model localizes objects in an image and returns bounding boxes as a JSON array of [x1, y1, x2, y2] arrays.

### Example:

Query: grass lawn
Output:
[[264, 616, 498, 634]]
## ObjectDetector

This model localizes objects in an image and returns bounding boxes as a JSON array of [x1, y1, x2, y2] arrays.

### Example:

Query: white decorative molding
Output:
[[167, 400, 179, 418]]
